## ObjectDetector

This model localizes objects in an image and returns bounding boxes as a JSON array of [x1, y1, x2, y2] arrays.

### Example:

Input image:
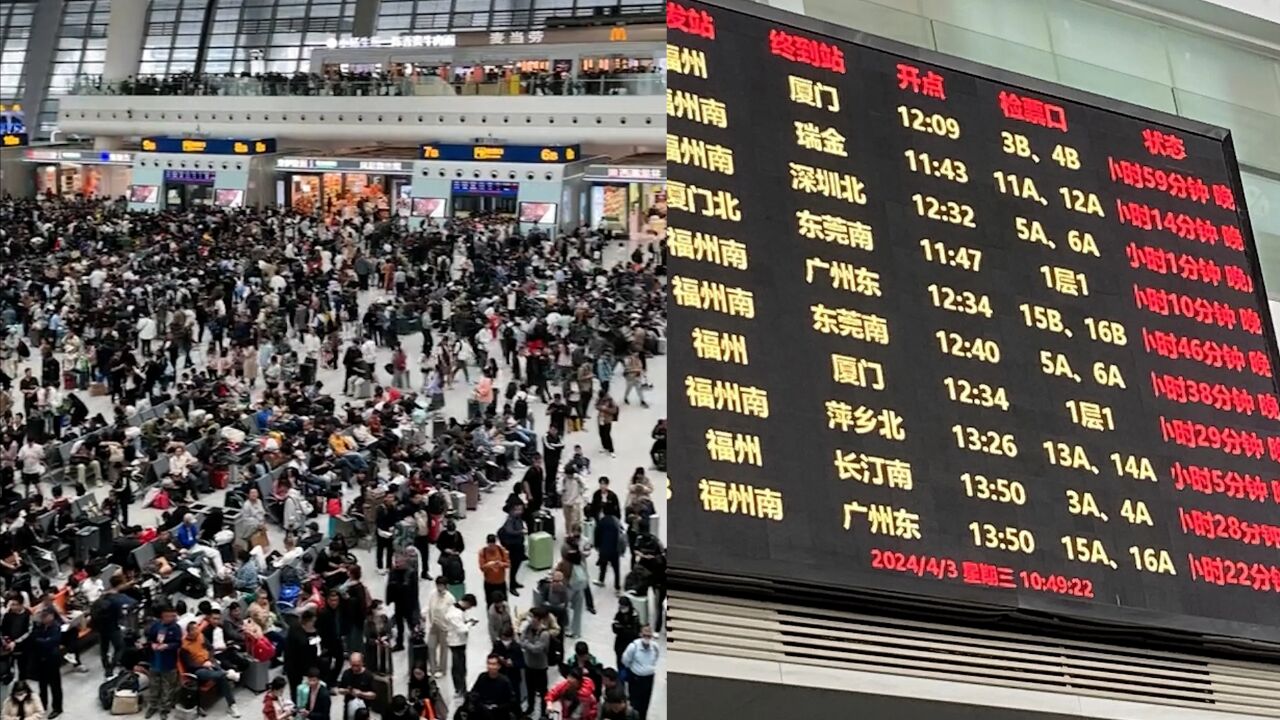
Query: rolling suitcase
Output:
[[450, 490, 467, 519], [527, 531, 554, 571], [241, 658, 269, 692], [371, 644, 394, 714], [448, 583, 466, 601], [459, 480, 479, 511], [647, 513, 661, 538], [582, 518, 596, 547], [531, 509, 556, 539], [408, 629, 429, 672], [628, 591, 651, 626]]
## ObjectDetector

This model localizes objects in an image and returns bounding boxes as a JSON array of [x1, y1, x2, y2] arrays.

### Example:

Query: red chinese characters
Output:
[[895, 63, 945, 99], [961, 561, 1016, 589], [1116, 200, 1224, 246], [768, 28, 846, 74], [1107, 157, 1210, 204], [1132, 285, 1263, 334], [667, 2, 715, 39], [997, 90, 1068, 132], [1150, 371, 1280, 418], [1125, 242, 1223, 288], [1188, 555, 1280, 592], [1157, 416, 1266, 458], [1178, 508, 1280, 549], [1171, 462, 1273, 503], [1142, 128, 1187, 160], [1213, 183, 1237, 210], [1141, 328, 1248, 373]]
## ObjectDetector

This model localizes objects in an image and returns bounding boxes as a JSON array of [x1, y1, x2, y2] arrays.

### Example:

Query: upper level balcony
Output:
[[56, 72, 665, 144]]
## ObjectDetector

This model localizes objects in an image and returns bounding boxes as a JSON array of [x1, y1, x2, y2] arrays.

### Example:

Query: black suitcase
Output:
[[89, 515, 114, 554], [300, 358, 317, 385], [370, 644, 393, 714], [408, 629, 429, 672]]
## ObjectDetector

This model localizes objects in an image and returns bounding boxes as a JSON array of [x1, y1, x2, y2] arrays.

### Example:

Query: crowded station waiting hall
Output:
[[0, 195, 667, 720]]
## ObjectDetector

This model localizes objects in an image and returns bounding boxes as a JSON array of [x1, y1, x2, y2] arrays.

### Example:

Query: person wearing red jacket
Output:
[[546, 667, 597, 719]]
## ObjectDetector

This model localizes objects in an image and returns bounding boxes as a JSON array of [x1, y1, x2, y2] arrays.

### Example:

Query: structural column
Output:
[[19, 0, 64, 137], [103, 0, 146, 83], [353, 0, 380, 37]]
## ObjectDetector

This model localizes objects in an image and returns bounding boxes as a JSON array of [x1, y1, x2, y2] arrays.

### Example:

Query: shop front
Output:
[[128, 136, 276, 212], [275, 157, 414, 220], [25, 148, 135, 199], [584, 162, 666, 238]]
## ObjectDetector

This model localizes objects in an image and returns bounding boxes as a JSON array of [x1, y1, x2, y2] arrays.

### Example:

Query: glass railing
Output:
[[69, 73, 665, 98]]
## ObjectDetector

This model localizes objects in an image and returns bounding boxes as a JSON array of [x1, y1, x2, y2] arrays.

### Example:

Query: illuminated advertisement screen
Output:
[[667, 0, 1280, 642], [129, 185, 160, 204], [412, 197, 447, 218], [519, 201, 558, 224], [215, 189, 245, 207]]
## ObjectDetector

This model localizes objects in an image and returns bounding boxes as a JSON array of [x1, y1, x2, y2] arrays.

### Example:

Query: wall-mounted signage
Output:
[[1, 133, 28, 148], [142, 137, 277, 155], [420, 144, 579, 163], [164, 169, 216, 184], [584, 164, 665, 182], [326, 34, 456, 49], [24, 148, 134, 164], [275, 157, 413, 174], [486, 30, 545, 45], [0, 105, 24, 135], [451, 180, 519, 197]]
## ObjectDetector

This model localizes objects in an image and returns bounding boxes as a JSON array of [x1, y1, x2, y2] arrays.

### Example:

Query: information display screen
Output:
[[667, 0, 1280, 641]]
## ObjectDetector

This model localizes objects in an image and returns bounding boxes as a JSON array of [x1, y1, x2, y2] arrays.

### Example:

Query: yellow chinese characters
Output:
[[1042, 265, 1090, 297], [805, 257, 881, 297], [843, 501, 922, 540], [796, 210, 873, 251], [667, 44, 708, 79], [667, 89, 728, 128], [833, 451, 913, 490], [672, 276, 755, 318], [825, 401, 906, 440], [666, 134, 735, 175], [698, 479, 784, 521], [789, 162, 866, 205], [1066, 399, 1115, 432], [705, 428, 763, 466], [788, 75, 840, 111], [669, 228, 748, 270], [667, 181, 742, 222], [831, 354, 884, 390], [685, 376, 770, 418], [810, 304, 888, 344], [794, 121, 847, 157], [692, 327, 749, 365]]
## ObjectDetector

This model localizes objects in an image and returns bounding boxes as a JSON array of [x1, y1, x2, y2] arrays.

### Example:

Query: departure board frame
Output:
[[667, 0, 1280, 647]]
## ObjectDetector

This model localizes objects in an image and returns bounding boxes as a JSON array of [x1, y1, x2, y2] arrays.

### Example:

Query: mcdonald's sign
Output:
[[609, 26, 628, 42]]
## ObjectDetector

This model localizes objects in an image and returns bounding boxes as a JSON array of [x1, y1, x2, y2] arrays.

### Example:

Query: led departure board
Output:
[[667, 0, 1280, 642]]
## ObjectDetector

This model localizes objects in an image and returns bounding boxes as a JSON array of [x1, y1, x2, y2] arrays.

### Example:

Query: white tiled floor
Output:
[[18, 246, 667, 719]]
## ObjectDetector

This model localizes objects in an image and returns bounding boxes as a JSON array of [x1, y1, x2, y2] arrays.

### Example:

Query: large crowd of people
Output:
[[70, 65, 663, 98], [0, 194, 667, 720]]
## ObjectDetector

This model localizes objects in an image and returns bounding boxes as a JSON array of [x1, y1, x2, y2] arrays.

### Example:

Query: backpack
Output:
[[249, 633, 275, 661], [426, 492, 447, 516], [90, 594, 113, 631], [439, 553, 464, 584]]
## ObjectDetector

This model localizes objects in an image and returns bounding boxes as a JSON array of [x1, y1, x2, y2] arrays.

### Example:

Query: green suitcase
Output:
[[528, 531, 555, 571], [448, 583, 466, 601]]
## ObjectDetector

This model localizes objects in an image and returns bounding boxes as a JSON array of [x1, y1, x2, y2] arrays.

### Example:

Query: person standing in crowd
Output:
[[146, 605, 183, 720], [621, 625, 660, 720], [444, 593, 477, 701], [479, 534, 510, 607]]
